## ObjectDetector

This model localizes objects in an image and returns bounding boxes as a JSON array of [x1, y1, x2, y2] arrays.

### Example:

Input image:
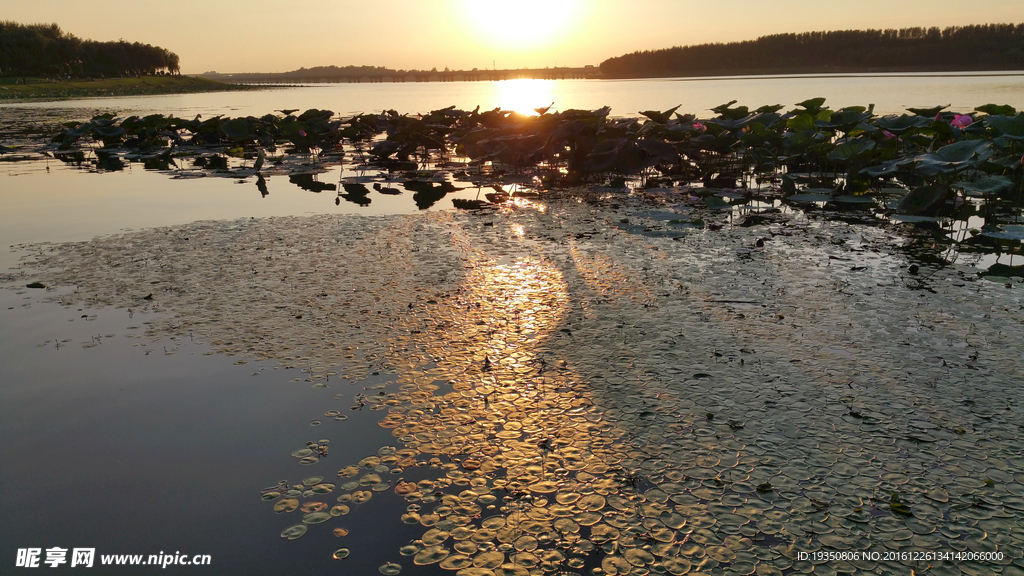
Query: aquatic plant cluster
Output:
[[32, 99, 1024, 253], [45, 99, 1024, 208], [11, 190, 1024, 575]]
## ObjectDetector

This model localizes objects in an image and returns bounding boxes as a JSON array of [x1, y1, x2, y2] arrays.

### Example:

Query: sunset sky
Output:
[[4, 0, 1023, 73]]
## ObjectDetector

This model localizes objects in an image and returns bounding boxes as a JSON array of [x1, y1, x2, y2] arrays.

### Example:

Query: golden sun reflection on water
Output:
[[494, 79, 556, 116], [460, 256, 569, 360], [497, 196, 547, 214]]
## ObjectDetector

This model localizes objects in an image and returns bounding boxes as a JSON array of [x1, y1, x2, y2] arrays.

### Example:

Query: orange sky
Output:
[[4, 0, 1023, 73]]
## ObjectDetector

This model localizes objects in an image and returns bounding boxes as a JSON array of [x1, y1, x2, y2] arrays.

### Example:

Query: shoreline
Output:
[[0, 75, 263, 102]]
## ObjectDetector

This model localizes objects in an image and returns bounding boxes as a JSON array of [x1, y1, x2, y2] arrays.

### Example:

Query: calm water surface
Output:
[[2, 73, 1023, 575], [3, 72, 1022, 119], [2, 72, 1023, 261]]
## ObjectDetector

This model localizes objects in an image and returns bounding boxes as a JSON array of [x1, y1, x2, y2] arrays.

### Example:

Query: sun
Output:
[[463, 0, 578, 47]]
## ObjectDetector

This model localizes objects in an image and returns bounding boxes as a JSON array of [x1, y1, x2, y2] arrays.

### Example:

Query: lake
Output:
[[4, 72, 1024, 120], [3, 72, 1023, 264], [2, 74, 1023, 575]]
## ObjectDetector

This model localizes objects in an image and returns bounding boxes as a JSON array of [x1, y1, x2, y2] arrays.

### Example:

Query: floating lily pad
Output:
[[423, 528, 450, 546], [300, 502, 327, 513], [413, 546, 450, 565], [473, 551, 504, 569], [303, 511, 332, 524], [786, 193, 831, 203], [833, 194, 876, 205], [635, 210, 688, 220], [980, 225, 1024, 241], [440, 555, 473, 570], [274, 498, 299, 513], [280, 524, 307, 540]]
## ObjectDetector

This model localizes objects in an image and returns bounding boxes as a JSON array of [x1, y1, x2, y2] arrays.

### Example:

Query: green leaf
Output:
[[876, 114, 930, 134], [827, 138, 876, 161], [710, 100, 750, 120], [795, 97, 827, 113], [639, 105, 681, 124], [704, 196, 730, 210], [906, 105, 948, 117], [985, 115, 1024, 140], [936, 140, 993, 163], [956, 176, 1014, 198], [974, 104, 1016, 116], [897, 185, 949, 216], [710, 100, 738, 115], [221, 118, 254, 141], [786, 113, 815, 132]]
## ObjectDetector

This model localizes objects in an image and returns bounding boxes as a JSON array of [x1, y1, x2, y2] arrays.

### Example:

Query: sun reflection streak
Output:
[[462, 256, 569, 360], [494, 79, 556, 116], [498, 196, 547, 214]]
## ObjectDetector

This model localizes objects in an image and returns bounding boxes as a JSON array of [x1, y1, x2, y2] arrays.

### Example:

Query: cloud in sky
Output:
[[4, 0, 1022, 73]]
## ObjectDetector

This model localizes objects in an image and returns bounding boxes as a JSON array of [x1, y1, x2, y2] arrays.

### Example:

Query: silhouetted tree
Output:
[[0, 21, 181, 77], [599, 24, 1024, 78]]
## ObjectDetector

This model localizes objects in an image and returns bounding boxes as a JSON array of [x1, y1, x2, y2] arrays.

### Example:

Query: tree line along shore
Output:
[[1, 21, 1022, 101], [599, 24, 1024, 78]]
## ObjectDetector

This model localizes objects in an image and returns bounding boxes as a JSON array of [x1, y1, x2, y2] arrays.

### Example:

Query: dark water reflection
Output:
[[0, 158, 493, 271], [0, 287, 414, 575]]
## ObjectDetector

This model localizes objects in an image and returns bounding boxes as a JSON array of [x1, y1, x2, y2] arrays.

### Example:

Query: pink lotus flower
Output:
[[298, 130, 307, 137], [692, 121, 706, 132], [934, 112, 943, 122], [883, 130, 897, 140], [951, 115, 973, 129]]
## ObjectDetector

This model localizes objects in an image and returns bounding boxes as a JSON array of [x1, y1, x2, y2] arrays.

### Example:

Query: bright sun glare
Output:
[[464, 0, 577, 46], [495, 78, 555, 115]]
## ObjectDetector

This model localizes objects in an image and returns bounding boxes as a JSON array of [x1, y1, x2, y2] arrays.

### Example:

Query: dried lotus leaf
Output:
[[440, 555, 473, 570], [422, 528, 450, 546], [413, 545, 450, 565], [578, 494, 606, 511], [274, 498, 299, 513], [601, 555, 632, 575], [457, 568, 499, 576], [473, 551, 505, 569], [300, 502, 327, 513]]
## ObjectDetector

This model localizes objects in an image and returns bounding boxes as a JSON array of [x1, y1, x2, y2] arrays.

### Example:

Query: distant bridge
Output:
[[203, 67, 602, 85]]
